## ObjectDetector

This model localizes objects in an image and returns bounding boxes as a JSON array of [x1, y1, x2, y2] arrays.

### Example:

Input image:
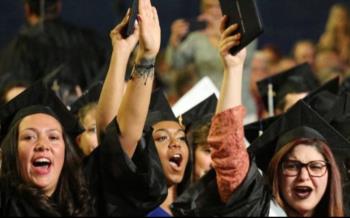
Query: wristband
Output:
[[131, 58, 156, 85]]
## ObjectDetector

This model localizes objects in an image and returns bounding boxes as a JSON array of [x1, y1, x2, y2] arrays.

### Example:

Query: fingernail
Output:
[[137, 15, 142, 22]]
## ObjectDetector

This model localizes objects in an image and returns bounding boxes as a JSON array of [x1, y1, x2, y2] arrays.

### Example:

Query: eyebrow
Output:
[[154, 128, 185, 134], [286, 159, 327, 163], [20, 127, 62, 133]]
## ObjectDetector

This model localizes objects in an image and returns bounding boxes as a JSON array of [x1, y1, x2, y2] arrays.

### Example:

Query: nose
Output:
[[168, 137, 181, 149], [34, 138, 50, 152], [298, 166, 311, 181], [34, 144, 50, 152]]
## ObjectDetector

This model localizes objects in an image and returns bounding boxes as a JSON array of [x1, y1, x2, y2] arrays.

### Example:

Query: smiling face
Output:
[[18, 113, 65, 197], [280, 144, 329, 216], [152, 121, 189, 187]]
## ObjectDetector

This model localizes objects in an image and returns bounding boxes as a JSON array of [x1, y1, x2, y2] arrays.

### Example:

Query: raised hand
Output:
[[136, 0, 161, 60], [109, 9, 140, 56], [219, 16, 246, 70]]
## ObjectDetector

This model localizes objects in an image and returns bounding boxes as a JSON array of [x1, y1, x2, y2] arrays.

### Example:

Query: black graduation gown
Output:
[[98, 120, 271, 216], [0, 119, 167, 216], [171, 158, 271, 217], [84, 119, 168, 216]]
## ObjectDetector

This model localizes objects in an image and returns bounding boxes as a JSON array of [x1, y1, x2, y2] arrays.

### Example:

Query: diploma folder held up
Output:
[[219, 0, 264, 55]]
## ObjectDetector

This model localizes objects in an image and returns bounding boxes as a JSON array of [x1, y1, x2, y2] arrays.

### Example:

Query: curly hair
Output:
[[0, 117, 95, 216]]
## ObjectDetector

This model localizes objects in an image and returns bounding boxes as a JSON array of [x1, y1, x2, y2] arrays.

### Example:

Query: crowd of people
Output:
[[0, 0, 350, 217]]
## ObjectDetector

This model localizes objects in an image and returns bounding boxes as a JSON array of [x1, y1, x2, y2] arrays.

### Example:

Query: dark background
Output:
[[0, 0, 349, 55]]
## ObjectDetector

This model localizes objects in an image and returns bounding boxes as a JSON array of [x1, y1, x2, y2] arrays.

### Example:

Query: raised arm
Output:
[[216, 18, 246, 113], [117, 0, 161, 158], [208, 16, 250, 203], [96, 9, 140, 139]]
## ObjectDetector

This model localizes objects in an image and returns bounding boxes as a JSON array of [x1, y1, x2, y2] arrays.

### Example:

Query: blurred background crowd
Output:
[[0, 0, 349, 123]]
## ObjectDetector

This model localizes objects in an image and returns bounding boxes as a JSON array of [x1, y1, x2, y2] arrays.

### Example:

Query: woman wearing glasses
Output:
[[266, 135, 343, 216], [199, 16, 345, 216]]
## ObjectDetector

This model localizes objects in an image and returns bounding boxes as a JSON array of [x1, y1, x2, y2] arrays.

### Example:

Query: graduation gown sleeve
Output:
[[170, 106, 271, 216], [207, 105, 250, 202], [83, 119, 168, 216], [171, 161, 271, 216]]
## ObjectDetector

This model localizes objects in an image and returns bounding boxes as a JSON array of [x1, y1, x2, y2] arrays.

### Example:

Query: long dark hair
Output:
[[0, 117, 94, 216]]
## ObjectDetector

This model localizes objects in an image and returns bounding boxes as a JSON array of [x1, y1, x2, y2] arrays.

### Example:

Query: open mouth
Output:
[[169, 154, 183, 169], [32, 158, 52, 169], [293, 186, 313, 199]]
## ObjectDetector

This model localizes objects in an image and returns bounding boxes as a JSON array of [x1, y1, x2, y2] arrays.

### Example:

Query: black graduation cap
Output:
[[0, 73, 30, 104], [144, 89, 177, 131], [244, 115, 280, 145], [324, 93, 350, 141], [340, 76, 350, 94], [248, 100, 350, 182], [42, 63, 82, 105], [42, 63, 66, 93], [179, 94, 218, 131], [69, 82, 103, 115], [0, 81, 84, 142], [303, 76, 340, 118], [257, 63, 319, 114]]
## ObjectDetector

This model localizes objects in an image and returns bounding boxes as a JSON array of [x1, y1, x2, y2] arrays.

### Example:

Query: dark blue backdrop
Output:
[[0, 0, 349, 55]]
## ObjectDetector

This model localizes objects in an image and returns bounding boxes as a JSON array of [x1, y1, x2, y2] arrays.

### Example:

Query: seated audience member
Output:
[[292, 40, 316, 68]]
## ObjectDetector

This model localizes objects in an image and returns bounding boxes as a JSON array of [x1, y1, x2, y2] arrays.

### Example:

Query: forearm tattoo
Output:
[[131, 58, 156, 85]]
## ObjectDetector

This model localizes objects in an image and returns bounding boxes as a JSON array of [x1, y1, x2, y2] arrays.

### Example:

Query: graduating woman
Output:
[[0, 82, 94, 216], [181, 15, 345, 217], [96, 1, 257, 216], [0, 1, 165, 216]]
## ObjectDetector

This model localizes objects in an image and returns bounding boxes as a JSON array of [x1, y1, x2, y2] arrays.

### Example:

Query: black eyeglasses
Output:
[[282, 160, 329, 177]]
